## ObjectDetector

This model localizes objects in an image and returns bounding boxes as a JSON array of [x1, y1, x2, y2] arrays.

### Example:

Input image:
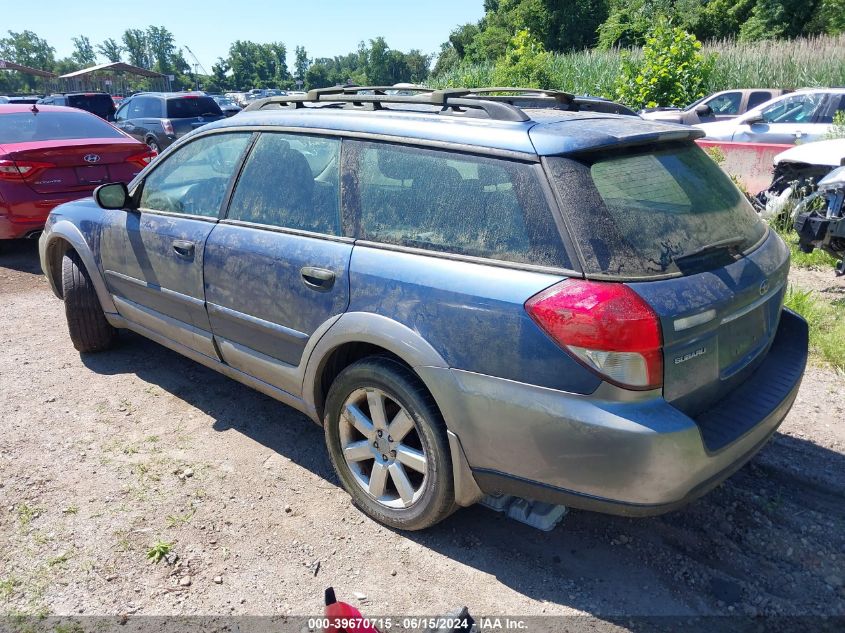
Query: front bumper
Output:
[[421, 309, 808, 516]]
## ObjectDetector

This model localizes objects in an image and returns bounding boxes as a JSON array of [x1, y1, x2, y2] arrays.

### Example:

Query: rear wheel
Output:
[[324, 357, 455, 530], [146, 138, 161, 153], [61, 250, 117, 352]]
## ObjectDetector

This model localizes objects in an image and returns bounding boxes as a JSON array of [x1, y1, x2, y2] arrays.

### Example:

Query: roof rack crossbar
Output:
[[465, 87, 575, 105], [243, 87, 530, 122]]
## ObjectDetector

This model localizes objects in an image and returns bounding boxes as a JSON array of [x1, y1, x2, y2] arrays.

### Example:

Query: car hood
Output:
[[773, 138, 845, 167]]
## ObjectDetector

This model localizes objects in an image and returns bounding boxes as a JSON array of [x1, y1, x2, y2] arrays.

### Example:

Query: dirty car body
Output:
[[40, 88, 809, 529]]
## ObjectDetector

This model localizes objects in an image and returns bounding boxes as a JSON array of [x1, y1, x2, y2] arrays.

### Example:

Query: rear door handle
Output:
[[300, 266, 336, 291], [172, 240, 195, 259]]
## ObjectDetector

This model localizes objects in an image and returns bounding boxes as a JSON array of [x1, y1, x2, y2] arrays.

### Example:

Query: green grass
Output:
[[784, 286, 845, 371], [146, 541, 172, 564], [431, 33, 845, 99], [782, 233, 839, 270]]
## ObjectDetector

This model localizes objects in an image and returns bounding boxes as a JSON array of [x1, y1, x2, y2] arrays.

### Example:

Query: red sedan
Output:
[[0, 104, 155, 241]]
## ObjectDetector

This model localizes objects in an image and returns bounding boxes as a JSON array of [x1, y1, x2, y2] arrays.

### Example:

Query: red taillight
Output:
[[162, 119, 174, 135], [525, 279, 663, 390], [0, 159, 55, 181], [126, 149, 157, 169]]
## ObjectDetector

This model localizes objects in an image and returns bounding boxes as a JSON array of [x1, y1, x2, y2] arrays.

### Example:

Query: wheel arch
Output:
[[41, 221, 116, 314], [303, 312, 483, 507]]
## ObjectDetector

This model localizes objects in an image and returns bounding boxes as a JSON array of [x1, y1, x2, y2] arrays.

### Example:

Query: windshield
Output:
[[0, 111, 124, 143], [546, 143, 767, 278], [166, 96, 222, 118], [67, 94, 116, 119]]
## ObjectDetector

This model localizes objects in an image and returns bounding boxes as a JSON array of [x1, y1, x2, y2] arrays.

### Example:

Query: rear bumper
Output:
[[0, 190, 91, 239], [421, 309, 808, 516]]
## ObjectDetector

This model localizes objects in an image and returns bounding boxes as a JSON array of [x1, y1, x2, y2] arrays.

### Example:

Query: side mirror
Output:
[[695, 103, 713, 117], [94, 182, 130, 210], [744, 114, 765, 126]]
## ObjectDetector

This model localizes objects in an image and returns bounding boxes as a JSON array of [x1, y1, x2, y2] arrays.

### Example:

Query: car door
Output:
[[703, 91, 742, 122], [100, 131, 253, 358], [734, 92, 829, 144], [203, 132, 352, 395], [113, 97, 145, 141]]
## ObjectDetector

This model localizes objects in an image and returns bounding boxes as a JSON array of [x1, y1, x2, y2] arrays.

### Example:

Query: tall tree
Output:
[[122, 29, 150, 68], [294, 45, 309, 85], [97, 38, 123, 63], [0, 30, 56, 90], [146, 26, 177, 74], [71, 35, 96, 66]]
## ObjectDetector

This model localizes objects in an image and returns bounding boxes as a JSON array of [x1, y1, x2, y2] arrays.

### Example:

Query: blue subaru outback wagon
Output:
[[40, 87, 809, 530]]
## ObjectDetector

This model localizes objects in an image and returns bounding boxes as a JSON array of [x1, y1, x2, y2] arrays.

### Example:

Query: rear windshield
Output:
[[0, 111, 124, 143], [166, 96, 223, 118], [67, 94, 115, 119], [547, 143, 767, 278]]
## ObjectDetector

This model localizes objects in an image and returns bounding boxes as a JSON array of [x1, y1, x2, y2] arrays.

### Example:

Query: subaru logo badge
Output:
[[84, 154, 101, 163], [759, 280, 769, 296]]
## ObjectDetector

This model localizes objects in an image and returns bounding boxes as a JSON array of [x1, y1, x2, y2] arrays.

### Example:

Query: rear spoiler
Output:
[[530, 121, 705, 156]]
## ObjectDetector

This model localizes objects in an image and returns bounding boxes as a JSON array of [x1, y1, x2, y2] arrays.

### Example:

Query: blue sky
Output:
[[4, 0, 484, 71]]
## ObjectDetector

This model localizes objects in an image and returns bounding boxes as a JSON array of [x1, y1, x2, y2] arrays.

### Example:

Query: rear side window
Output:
[[0, 111, 124, 143], [547, 143, 767, 278], [345, 141, 570, 268], [227, 133, 341, 235], [166, 96, 222, 118], [747, 91, 773, 110]]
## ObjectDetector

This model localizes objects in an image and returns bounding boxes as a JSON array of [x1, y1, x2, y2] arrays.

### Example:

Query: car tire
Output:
[[146, 138, 160, 153], [324, 357, 456, 530], [61, 250, 117, 353]]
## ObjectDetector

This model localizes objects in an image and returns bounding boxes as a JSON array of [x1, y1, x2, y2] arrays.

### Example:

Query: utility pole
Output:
[[184, 46, 208, 92]]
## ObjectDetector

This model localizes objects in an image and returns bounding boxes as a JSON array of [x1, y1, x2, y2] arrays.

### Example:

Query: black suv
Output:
[[113, 92, 225, 152], [37, 93, 116, 120]]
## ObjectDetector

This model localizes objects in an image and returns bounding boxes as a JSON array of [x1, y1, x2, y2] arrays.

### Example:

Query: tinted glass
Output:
[[747, 91, 773, 110], [547, 143, 767, 278], [138, 98, 161, 118], [227, 133, 340, 234], [0, 111, 124, 143], [705, 92, 741, 115], [139, 133, 251, 217], [348, 141, 570, 267], [761, 93, 826, 124], [166, 96, 222, 118], [67, 94, 115, 119]]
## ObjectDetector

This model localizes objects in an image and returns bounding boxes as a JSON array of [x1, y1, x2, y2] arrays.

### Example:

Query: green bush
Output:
[[825, 111, 845, 140], [615, 21, 716, 109], [491, 29, 555, 89]]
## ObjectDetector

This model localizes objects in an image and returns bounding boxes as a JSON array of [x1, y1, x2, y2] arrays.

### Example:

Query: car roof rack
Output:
[[243, 85, 531, 122], [463, 87, 575, 106]]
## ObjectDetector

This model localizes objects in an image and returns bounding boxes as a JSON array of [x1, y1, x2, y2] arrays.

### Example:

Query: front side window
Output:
[[227, 133, 340, 234], [706, 92, 741, 115], [345, 141, 570, 267], [547, 143, 767, 278], [760, 93, 826, 124], [139, 133, 252, 217]]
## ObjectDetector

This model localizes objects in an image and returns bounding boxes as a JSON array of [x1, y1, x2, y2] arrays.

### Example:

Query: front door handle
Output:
[[172, 240, 195, 259], [300, 266, 336, 291]]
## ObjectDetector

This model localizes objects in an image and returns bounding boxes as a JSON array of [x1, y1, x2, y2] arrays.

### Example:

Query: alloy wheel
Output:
[[338, 387, 428, 509]]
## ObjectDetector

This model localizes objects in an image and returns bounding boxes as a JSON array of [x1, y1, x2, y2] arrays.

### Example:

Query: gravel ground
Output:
[[0, 239, 843, 623]]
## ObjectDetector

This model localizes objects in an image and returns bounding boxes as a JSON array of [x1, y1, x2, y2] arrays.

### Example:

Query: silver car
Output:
[[696, 88, 845, 144]]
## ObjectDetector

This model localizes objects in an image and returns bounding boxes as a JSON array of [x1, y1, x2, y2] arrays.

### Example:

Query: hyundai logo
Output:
[[759, 280, 769, 296], [83, 154, 101, 163]]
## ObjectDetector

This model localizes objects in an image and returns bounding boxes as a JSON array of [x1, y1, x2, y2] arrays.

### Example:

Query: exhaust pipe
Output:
[[24, 230, 42, 240]]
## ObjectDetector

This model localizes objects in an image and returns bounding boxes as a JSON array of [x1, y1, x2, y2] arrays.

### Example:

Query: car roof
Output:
[[200, 105, 700, 157]]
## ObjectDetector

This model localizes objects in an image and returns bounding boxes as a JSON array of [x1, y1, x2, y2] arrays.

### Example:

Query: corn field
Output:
[[430, 34, 845, 101]]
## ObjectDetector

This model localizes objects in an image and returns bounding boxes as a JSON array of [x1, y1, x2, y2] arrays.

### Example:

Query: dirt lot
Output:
[[1, 239, 844, 623]]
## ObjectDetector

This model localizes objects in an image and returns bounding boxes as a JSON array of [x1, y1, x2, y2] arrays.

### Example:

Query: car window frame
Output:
[[221, 130, 345, 239], [133, 130, 256, 223]]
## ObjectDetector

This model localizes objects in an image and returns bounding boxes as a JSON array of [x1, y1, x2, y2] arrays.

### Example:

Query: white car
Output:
[[696, 88, 845, 145]]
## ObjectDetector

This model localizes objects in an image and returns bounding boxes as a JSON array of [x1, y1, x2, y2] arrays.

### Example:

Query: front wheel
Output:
[[62, 250, 117, 353], [324, 357, 455, 530]]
